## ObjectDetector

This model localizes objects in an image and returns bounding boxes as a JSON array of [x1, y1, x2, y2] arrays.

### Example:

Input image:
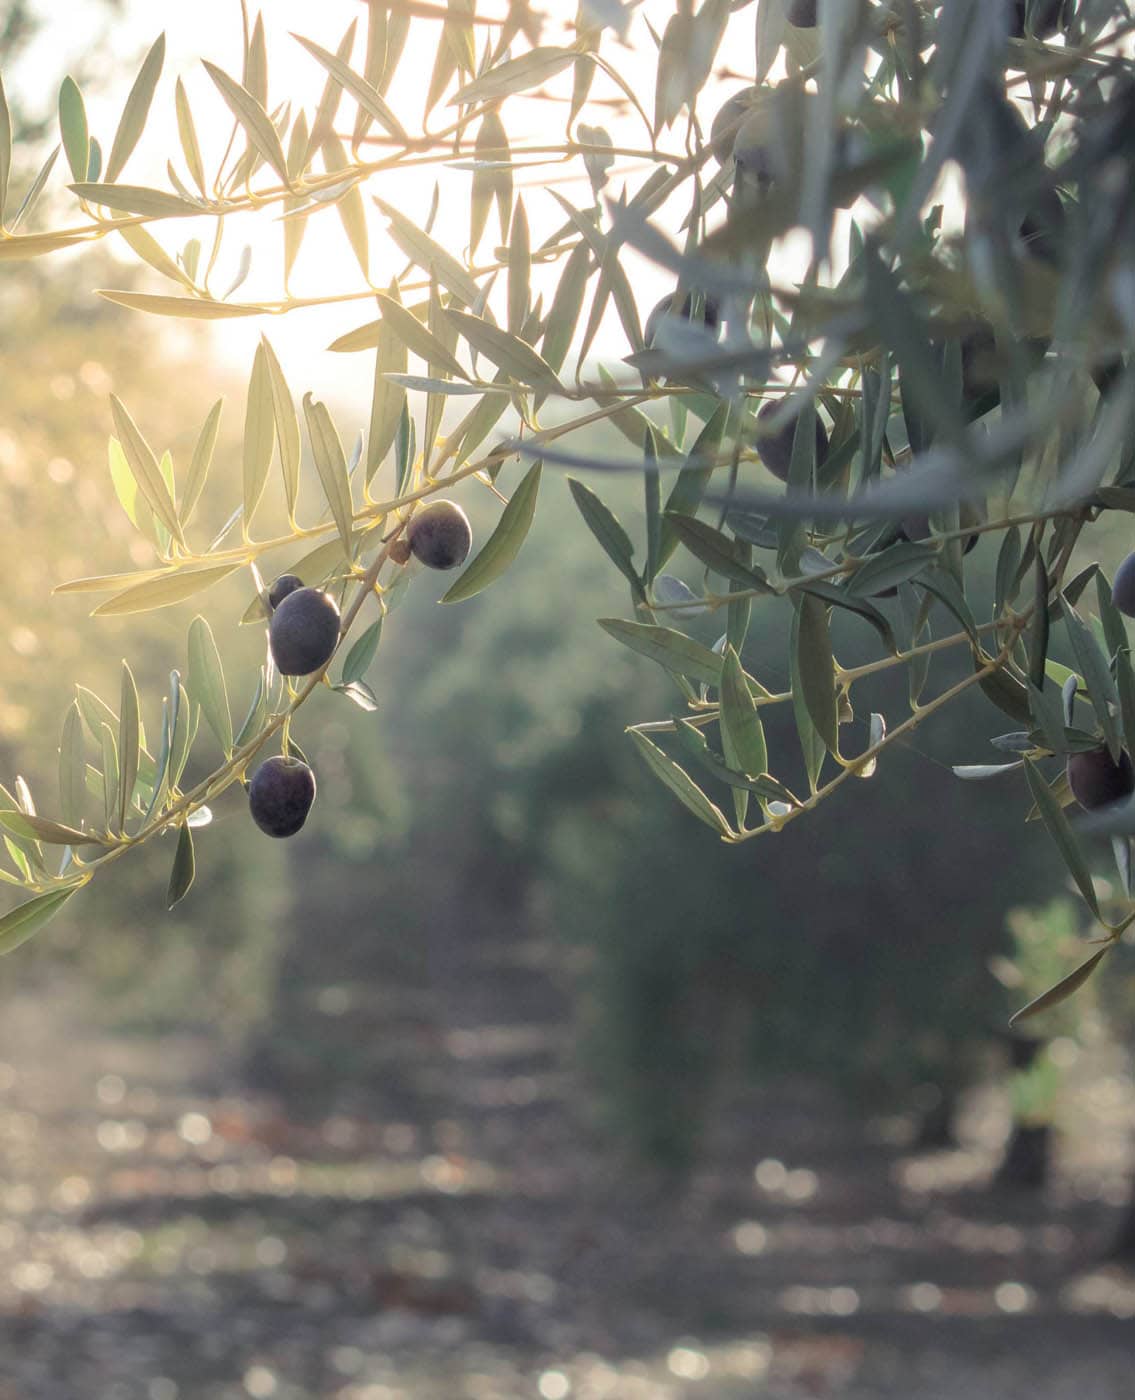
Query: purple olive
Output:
[[644, 292, 721, 348], [1112, 552, 1135, 618], [755, 400, 829, 483], [248, 755, 316, 838], [1066, 746, 1135, 811], [269, 587, 341, 677], [709, 87, 758, 166], [407, 500, 473, 571], [267, 574, 304, 611]]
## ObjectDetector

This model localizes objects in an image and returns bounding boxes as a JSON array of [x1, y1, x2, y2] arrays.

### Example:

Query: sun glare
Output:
[[14, 1, 764, 404]]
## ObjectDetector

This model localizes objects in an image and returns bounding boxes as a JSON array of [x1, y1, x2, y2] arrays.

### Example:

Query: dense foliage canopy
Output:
[[3, 0, 1135, 1029]]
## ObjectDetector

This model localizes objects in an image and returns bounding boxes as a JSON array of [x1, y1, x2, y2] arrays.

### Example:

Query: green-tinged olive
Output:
[[1066, 745, 1135, 811], [709, 87, 758, 166], [269, 587, 341, 677], [731, 106, 776, 187], [644, 292, 721, 348], [407, 500, 473, 571], [267, 573, 304, 611], [1112, 552, 1135, 618], [755, 400, 829, 483], [248, 755, 316, 838], [788, 0, 817, 25]]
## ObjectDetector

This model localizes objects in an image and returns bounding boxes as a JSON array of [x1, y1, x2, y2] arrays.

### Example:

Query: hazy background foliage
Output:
[[6, 0, 1135, 1394]]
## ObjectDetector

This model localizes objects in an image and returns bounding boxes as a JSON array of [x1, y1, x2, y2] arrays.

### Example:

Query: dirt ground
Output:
[[1, 957, 1134, 1400]]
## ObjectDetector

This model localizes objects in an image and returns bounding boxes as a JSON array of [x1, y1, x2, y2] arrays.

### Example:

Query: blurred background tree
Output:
[[3, 0, 1135, 1244]]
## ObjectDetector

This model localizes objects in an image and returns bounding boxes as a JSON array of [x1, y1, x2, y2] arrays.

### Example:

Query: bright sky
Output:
[[11, 1, 763, 420]]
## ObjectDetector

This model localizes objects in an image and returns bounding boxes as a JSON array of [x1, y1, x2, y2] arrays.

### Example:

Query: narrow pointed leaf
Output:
[[258, 339, 299, 520], [106, 33, 165, 182], [451, 47, 577, 104], [321, 133, 369, 281], [97, 291, 264, 319], [845, 541, 937, 598], [117, 224, 194, 288], [117, 662, 140, 834], [71, 182, 199, 218], [916, 567, 980, 650], [284, 112, 311, 283], [568, 477, 642, 597], [643, 429, 661, 587], [446, 309, 562, 390], [1117, 647, 1135, 768], [373, 292, 467, 379], [374, 197, 479, 306], [628, 730, 731, 835], [0, 812, 104, 847], [796, 594, 840, 756], [234, 668, 268, 748], [953, 762, 1023, 780], [1009, 945, 1110, 1026], [442, 462, 541, 603], [59, 703, 85, 830], [1060, 597, 1122, 762], [58, 76, 89, 181], [540, 239, 589, 375], [664, 513, 773, 592], [508, 198, 530, 334], [1029, 555, 1051, 689], [720, 645, 768, 777], [1095, 570, 1128, 666], [242, 342, 274, 527], [188, 615, 232, 756], [671, 720, 794, 805], [1023, 757, 1101, 918], [333, 680, 379, 712], [91, 562, 240, 616], [471, 110, 512, 250], [0, 889, 80, 956], [0, 71, 10, 225], [367, 312, 407, 483], [169, 679, 196, 788], [109, 396, 184, 546], [9, 146, 60, 232], [341, 620, 382, 686], [979, 651, 1033, 724], [175, 77, 206, 194], [303, 394, 355, 557], [202, 60, 289, 184], [659, 403, 729, 567], [167, 822, 195, 909], [292, 32, 407, 143], [182, 398, 222, 528], [598, 618, 722, 687], [304, 19, 356, 157], [100, 723, 119, 835]]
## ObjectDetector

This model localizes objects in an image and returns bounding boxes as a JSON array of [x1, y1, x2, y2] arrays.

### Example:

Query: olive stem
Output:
[[728, 642, 1017, 843], [76, 525, 406, 878]]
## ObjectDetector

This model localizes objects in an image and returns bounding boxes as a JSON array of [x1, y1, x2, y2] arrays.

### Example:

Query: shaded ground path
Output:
[[1, 956, 1134, 1399]]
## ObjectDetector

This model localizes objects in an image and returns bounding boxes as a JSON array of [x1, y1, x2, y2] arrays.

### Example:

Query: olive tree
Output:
[[2, 0, 1135, 1029]]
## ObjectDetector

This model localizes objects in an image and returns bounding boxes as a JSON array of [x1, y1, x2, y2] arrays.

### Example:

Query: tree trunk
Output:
[[994, 1122, 1051, 1190], [1109, 1191, 1135, 1262], [912, 1087, 958, 1150]]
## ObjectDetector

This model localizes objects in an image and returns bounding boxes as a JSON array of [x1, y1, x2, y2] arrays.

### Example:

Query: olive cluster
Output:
[[247, 501, 473, 839]]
